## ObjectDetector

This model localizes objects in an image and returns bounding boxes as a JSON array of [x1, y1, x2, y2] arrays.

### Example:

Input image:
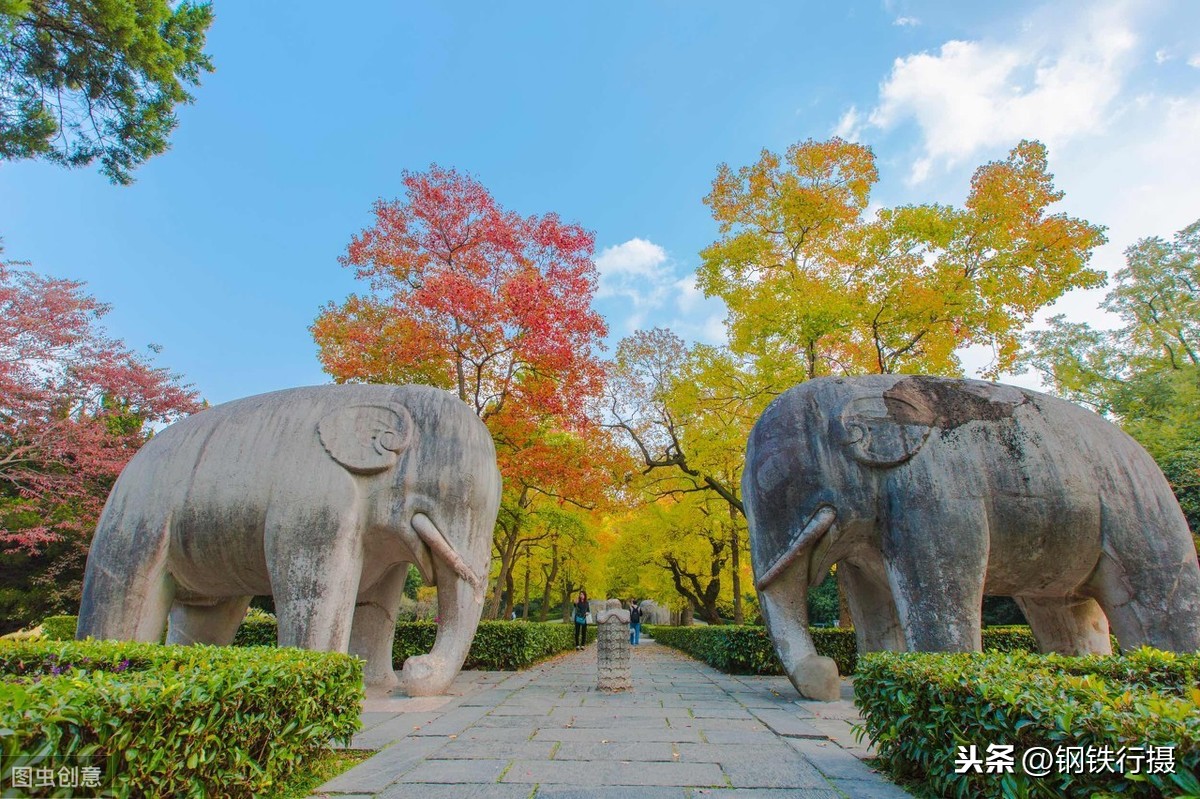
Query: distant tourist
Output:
[[573, 590, 589, 650], [629, 599, 642, 645]]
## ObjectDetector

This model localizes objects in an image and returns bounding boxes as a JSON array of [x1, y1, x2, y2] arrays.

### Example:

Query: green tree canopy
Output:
[[1022, 218, 1200, 544], [0, 0, 214, 184]]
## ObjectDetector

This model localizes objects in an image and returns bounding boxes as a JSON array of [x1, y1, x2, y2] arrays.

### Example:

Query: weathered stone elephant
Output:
[[77, 384, 501, 696], [744, 375, 1200, 701]]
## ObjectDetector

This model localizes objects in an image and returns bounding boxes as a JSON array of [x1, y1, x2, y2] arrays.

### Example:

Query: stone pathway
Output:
[[311, 638, 913, 799]]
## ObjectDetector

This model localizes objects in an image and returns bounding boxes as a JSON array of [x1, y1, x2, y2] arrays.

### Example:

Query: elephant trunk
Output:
[[400, 513, 486, 696], [757, 507, 841, 701]]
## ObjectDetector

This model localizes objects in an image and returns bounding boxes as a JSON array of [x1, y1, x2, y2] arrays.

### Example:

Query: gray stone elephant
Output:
[[77, 384, 501, 696], [743, 375, 1200, 701]]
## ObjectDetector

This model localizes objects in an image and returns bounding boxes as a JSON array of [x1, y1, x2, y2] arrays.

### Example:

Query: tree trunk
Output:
[[539, 540, 559, 622], [730, 505, 744, 624], [487, 539, 515, 620], [520, 544, 530, 621], [561, 576, 581, 622], [837, 568, 853, 628], [502, 568, 516, 621]]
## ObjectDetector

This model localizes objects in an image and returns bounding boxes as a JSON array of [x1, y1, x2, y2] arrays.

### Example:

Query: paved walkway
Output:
[[312, 637, 913, 799]]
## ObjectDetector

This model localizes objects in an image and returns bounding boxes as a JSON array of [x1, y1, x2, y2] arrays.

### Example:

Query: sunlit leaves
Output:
[[700, 138, 1106, 380], [313, 166, 628, 618], [0, 0, 214, 184]]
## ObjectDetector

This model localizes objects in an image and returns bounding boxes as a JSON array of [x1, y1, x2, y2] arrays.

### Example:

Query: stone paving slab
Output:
[[675, 742, 798, 763], [394, 757, 510, 783], [750, 708, 830, 739], [503, 759, 725, 787], [310, 640, 913, 798], [377, 784, 531, 799], [553, 741, 676, 761], [534, 788, 686, 799], [692, 790, 842, 799], [534, 726, 705, 743]]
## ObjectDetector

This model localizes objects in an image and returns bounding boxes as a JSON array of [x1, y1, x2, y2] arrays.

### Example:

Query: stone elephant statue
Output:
[[743, 375, 1200, 701], [77, 384, 501, 697]]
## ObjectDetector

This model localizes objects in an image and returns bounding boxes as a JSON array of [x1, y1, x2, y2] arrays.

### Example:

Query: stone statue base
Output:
[[595, 600, 631, 692]]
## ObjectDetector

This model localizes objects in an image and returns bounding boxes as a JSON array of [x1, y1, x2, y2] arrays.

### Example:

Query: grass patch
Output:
[[276, 750, 372, 799]]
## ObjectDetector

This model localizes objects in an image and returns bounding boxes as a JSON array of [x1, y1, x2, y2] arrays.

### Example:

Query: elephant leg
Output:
[[1085, 549, 1200, 654], [1082, 500, 1200, 653], [840, 558, 906, 653], [77, 516, 176, 643], [883, 500, 988, 652], [349, 563, 408, 697], [167, 596, 252, 646], [266, 510, 364, 654], [1014, 595, 1111, 655]]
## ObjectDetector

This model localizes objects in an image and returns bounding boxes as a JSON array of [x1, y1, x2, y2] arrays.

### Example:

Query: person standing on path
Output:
[[573, 590, 589, 649], [629, 599, 642, 645]]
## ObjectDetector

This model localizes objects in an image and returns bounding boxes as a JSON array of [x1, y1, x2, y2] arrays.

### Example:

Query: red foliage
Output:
[[0, 260, 201, 550], [312, 165, 608, 431]]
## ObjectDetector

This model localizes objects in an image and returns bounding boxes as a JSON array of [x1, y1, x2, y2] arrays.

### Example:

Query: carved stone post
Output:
[[595, 599, 631, 692]]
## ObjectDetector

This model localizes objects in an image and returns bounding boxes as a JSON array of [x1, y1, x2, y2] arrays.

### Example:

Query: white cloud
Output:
[[863, 2, 1136, 181], [1188, 53, 1200, 68], [594, 237, 670, 306], [595, 238, 667, 284], [838, 0, 1200, 385], [594, 239, 728, 345], [833, 105, 864, 140], [893, 16, 919, 27]]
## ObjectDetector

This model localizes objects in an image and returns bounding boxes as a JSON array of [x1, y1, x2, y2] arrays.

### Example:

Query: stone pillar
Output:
[[595, 599, 631, 692]]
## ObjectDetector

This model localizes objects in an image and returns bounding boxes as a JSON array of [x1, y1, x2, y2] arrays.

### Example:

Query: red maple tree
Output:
[[0, 257, 202, 552], [312, 166, 626, 616]]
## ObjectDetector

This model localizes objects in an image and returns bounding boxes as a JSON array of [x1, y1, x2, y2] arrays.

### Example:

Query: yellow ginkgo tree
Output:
[[697, 138, 1107, 380]]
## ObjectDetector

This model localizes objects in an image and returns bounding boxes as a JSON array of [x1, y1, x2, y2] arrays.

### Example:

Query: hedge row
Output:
[[234, 617, 594, 669], [645, 624, 1046, 677], [0, 639, 362, 798], [854, 648, 1200, 798], [47, 615, 594, 671]]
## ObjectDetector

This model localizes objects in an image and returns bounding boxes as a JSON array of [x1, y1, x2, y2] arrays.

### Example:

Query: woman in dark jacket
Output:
[[573, 590, 589, 650]]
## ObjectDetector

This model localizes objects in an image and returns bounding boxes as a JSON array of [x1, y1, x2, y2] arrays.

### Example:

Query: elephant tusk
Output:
[[411, 512, 486, 594], [755, 506, 837, 592]]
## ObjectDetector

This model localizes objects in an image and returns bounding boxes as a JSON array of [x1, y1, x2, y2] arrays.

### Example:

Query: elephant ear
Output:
[[840, 395, 931, 468], [318, 404, 414, 475]]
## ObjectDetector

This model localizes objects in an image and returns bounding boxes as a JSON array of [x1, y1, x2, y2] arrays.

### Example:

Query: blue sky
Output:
[[2, 0, 1199, 404]]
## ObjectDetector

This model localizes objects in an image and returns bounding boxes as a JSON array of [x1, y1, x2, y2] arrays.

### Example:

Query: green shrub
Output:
[[232, 614, 278, 647], [55, 614, 592, 670], [393, 620, 592, 670], [0, 639, 362, 798], [981, 624, 1041, 653], [646, 625, 1056, 678], [647, 625, 782, 675], [646, 625, 858, 676], [37, 614, 77, 641], [854, 648, 1200, 798], [60, 611, 1055, 675]]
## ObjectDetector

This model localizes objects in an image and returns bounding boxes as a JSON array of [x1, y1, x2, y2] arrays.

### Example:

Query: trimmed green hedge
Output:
[[854, 648, 1200, 798], [646, 625, 1050, 677], [38, 615, 78, 641], [56, 615, 593, 671], [0, 639, 362, 798], [646, 625, 859, 676], [390, 620, 594, 670]]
